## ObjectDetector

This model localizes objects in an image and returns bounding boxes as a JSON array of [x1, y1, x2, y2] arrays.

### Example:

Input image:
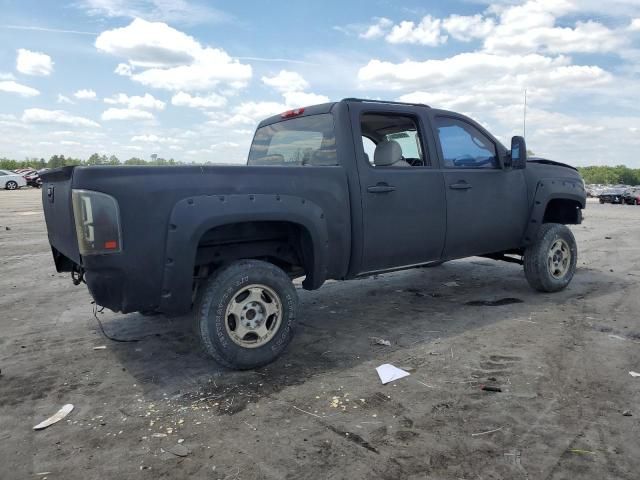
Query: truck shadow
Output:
[[102, 258, 622, 414]]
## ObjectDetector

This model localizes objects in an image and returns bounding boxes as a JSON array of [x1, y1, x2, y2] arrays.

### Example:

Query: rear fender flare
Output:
[[159, 194, 329, 313]]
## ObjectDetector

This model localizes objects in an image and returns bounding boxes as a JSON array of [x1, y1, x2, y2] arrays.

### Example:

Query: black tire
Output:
[[5, 181, 18, 190], [195, 259, 298, 370], [599, 198, 604, 204], [524, 223, 577, 293]]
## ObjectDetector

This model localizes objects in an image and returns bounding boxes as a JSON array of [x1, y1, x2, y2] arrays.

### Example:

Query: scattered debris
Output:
[[167, 444, 189, 457], [570, 449, 595, 455], [293, 405, 323, 418], [466, 298, 523, 307], [151, 433, 167, 438], [33, 404, 74, 430], [370, 337, 391, 346], [93, 345, 107, 350], [471, 426, 503, 437], [443, 281, 459, 287], [622, 410, 632, 416], [608, 335, 626, 341], [376, 364, 410, 384], [604, 236, 612, 239], [630, 371, 640, 378], [481, 385, 502, 393]]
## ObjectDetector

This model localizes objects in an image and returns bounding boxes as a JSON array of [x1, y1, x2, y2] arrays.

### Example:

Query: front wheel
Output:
[[195, 260, 298, 370], [524, 223, 577, 293], [5, 181, 18, 190]]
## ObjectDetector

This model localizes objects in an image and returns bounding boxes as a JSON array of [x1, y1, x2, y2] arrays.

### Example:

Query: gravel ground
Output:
[[1, 189, 639, 480]]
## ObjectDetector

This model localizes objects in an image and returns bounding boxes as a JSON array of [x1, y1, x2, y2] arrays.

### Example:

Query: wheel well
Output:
[[543, 198, 582, 224], [194, 221, 313, 278]]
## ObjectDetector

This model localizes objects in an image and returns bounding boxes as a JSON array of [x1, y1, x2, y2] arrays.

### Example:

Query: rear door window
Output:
[[248, 114, 337, 166]]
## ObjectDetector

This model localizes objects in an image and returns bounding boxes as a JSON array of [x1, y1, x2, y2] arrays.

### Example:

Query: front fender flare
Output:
[[159, 194, 329, 314], [522, 178, 586, 246]]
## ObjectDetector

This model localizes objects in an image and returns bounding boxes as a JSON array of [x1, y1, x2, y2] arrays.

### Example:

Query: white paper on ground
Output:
[[33, 404, 74, 430], [376, 364, 410, 384], [630, 371, 640, 378]]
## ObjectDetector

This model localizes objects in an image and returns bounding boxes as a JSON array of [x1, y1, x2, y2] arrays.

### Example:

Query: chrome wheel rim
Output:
[[548, 238, 571, 279], [7, 182, 16, 190], [224, 284, 282, 348]]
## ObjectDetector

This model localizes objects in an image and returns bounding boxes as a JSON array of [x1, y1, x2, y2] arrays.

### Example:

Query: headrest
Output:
[[374, 139, 403, 166]]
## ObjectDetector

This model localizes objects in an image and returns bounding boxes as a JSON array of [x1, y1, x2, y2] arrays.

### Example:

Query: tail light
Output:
[[71, 189, 122, 255]]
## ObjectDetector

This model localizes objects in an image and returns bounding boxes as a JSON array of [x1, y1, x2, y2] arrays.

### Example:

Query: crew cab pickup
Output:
[[41, 98, 586, 369]]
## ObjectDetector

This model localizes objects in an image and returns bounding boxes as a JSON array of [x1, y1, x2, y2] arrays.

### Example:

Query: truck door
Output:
[[430, 113, 528, 259], [349, 103, 446, 273]]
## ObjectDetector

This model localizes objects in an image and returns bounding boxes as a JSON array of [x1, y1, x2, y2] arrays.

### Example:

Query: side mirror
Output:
[[510, 136, 527, 169]]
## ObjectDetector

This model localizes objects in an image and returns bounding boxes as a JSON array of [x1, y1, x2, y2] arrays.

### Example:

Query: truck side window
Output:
[[435, 117, 497, 169], [361, 113, 428, 167], [248, 113, 337, 166]]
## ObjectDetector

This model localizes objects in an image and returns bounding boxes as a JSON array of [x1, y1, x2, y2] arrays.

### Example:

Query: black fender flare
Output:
[[159, 193, 329, 313], [522, 178, 586, 246]]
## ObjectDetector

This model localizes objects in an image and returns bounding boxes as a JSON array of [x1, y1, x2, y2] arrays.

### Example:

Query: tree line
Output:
[[0, 153, 179, 171], [1, 155, 639, 185], [576, 165, 640, 185]]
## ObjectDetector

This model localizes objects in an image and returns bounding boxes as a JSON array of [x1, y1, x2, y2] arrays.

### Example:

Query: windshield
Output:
[[248, 114, 337, 166]]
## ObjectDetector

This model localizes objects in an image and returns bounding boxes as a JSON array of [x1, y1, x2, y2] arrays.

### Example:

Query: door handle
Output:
[[367, 184, 396, 193], [449, 182, 472, 190]]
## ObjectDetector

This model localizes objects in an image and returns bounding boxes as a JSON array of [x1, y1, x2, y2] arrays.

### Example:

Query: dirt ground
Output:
[[1, 188, 639, 480]]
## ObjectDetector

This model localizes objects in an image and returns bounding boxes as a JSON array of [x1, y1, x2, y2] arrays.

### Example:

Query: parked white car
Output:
[[0, 169, 27, 190]]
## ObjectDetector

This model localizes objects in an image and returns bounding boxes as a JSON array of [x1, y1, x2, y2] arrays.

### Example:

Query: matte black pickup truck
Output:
[[41, 98, 586, 369]]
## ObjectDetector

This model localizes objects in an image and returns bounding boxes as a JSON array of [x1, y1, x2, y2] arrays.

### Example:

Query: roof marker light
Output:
[[280, 108, 305, 118]]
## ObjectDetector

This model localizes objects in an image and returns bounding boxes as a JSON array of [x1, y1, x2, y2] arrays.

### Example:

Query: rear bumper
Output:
[[84, 269, 126, 313]]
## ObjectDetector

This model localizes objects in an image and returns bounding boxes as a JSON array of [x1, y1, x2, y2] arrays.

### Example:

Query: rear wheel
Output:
[[195, 259, 298, 370], [5, 181, 18, 190], [524, 223, 577, 293]]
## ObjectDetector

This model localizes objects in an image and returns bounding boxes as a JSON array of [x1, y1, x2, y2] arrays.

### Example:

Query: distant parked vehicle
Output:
[[0, 169, 27, 190], [599, 188, 625, 204], [623, 188, 640, 205], [14, 168, 42, 188]]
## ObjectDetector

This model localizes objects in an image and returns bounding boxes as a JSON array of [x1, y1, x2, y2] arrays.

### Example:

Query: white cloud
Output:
[[101, 108, 155, 121], [16, 49, 54, 76], [60, 140, 81, 146], [74, 89, 97, 100], [0, 72, 15, 80], [483, 0, 626, 55], [207, 101, 286, 127], [79, 0, 228, 25], [631, 18, 640, 31], [130, 134, 179, 144], [132, 48, 251, 91], [95, 18, 251, 91], [386, 16, 447, 46], [358, 52, 611, 91], [104, 93, 165, 110], [96, 18, 200, 68], [114, 63, 133, 76], [443, 14, 495, 41], [22, 108, 100, 127], [57, 94, 74, 104], [283, 91, 330, 107], [262, 70, 309, 93], [171, 91, 226, 108], [211, 141, 239, 148], [0, 80, 40, 97], [359, 17, 393, 39]]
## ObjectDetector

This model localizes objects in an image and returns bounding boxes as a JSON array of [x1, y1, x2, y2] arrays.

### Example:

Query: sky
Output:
[[0, 0, 639, 166]]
